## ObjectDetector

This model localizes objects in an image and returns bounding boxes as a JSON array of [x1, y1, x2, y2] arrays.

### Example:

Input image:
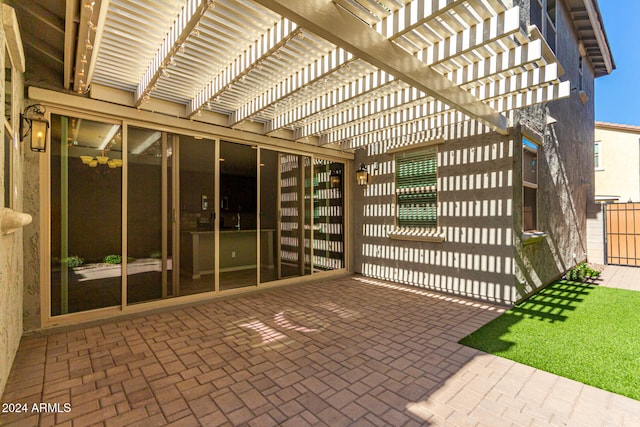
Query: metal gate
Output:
[[605, 202, 640, 266]]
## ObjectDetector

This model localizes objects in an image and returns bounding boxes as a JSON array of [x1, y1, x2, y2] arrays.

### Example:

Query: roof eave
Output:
[[582, 0, 615, 77]]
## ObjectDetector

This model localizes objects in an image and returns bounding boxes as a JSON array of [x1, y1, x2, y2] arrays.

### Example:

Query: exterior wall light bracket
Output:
[[356, 163, 368, 186], [20, 104, 49, 152], [329, 168, 342, 188]]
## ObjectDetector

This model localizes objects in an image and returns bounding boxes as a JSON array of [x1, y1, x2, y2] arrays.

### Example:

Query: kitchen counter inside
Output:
[[180, 229, 274, 278]]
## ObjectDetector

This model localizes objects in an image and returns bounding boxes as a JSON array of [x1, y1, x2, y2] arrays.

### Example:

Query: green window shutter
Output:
[[395, 147, 437, 228]]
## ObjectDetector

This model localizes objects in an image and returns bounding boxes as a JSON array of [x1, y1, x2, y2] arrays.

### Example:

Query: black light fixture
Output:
[[356, 163, 368, 186], [329, 169, 342, 188], [20, 104, 49, 152]]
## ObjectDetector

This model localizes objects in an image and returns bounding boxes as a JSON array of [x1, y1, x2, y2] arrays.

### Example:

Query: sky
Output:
[[594, 2, 640, 126]]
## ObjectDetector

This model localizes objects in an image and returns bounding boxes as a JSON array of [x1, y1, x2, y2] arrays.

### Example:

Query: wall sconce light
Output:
[[356, 163, 368, 186], [20, 104, 50, 152], [329, 169, 342, 188]]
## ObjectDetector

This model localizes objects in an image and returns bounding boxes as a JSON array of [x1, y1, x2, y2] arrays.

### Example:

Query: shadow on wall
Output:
[[514, 239, 563, 298], [354, 126, 518, 304], [513, 114, 589, 299]]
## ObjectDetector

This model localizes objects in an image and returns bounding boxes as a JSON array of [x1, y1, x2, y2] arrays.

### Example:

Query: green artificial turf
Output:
[[460, 280, 640, 401]]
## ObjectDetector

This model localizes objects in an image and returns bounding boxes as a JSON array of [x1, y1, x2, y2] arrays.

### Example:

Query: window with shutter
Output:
[[395, 146, 437, 229]]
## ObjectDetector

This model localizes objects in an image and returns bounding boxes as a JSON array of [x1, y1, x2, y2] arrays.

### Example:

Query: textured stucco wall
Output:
[[22, 137, 40, 331], [353, 130, 518, 304], [512, 0, 597, 298], [594, 126, 640, 202], [0, 6, 26, 398], [353, 1, 599, 303], [586, 203, 604, 264]]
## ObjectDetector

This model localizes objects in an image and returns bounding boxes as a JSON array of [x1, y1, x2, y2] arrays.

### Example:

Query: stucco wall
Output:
[[0, 7, 26, 398], [353, 1, 599, 303], [353, 131, 518, 304], [512, 0, 597, 297], [594, 126, 640, 202], [22, 136, 40, 331], [586, 203, 604, 264]]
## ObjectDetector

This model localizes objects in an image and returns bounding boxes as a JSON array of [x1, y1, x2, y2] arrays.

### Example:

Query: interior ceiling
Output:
[[50, 116, 257, 175], [12, 0, 579, 151]]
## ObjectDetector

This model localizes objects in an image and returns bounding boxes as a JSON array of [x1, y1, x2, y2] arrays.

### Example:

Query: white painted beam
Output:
[[249, 0, 510, 134], [486, 80, 570, 112], [325, 79, 571, 147], [416, 7, 521, 68], [29, 86, 353, 160], [135, 0, 213, 106], [333, 0, 379, 26], [64, 0, 79, 89], [84, 0, 111, 92], [187, 18, 299, 117], [441, 39, 543, 86], [293, 39, 546, 139], [229, 46, 355, 126], [250, 0, 508, 134], [266, 69, 394, 134], [2, 4, 25, 72], [294, 85, 427, 139]]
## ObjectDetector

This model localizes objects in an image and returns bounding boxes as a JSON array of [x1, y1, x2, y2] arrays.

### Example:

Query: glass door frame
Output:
[[39, 107, 350, 328]]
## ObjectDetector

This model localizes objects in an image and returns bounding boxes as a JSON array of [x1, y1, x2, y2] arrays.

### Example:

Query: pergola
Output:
[[66, 0, 570, 150]]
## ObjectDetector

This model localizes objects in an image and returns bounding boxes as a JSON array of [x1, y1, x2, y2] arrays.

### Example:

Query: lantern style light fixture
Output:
[[329, 169, 342, 188], [20, 104, 50, 152], [355, 163, 368, 186]]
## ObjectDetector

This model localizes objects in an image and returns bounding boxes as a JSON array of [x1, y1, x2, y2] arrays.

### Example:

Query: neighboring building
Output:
[[1, 0, 613, 398], [594, 121, 640, 203], [586, 121, 640, 265]]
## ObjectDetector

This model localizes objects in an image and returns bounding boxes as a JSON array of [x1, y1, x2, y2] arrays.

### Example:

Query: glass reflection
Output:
[[313, 160, 344, 271], [50, 115, 122, 315], [127, 127, 167, 303], [219, 141, 257, 290], [179, 137, 216, 295], [260, 150, 312, 282]]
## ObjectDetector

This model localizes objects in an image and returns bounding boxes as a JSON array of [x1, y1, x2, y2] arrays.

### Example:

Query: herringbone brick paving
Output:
[[2, 274, 640, 426]]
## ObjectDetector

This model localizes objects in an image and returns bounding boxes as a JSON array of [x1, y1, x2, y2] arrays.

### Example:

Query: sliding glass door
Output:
[[49, 113, 346, 319], [50, 115, 123, 315], [260, 150, 312, 282], [126, 127, 172, 304], [178, 136, 216, 295], [313, 160, 345, 271], [219, 141, 257, 290], [127, 130, 217, 302]]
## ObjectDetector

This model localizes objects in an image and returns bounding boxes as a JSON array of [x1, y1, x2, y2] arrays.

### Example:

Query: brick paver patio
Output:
[[2, 275, 640, 426]]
